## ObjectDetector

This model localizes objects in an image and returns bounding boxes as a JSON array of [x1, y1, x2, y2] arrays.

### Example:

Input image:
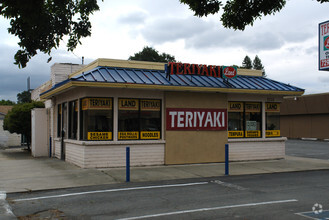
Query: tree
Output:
[[3, 102, 45, 150], [253, 55, 266, 77], [129, 46, 177, 63], [0, 0, 100, 68], [180, 0, 328, 30], [0, 99, 15, 105], [242, 56, 252, 69], [17, 91, 31, 104]]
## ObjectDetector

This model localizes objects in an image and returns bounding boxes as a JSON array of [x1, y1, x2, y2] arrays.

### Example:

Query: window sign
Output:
[[245, 130, 261, 138], [140, 99, 161, 111], [265, 103, 280, 112], [141, 131, 161, 139], [228, 131, 244, 138], [245, 102, 261, 112], [118, 131, 139, 140], [266, 130, 280, 137], [228, 102, 243, 112], [119, 99, 139, 110], [246, 121, 257, 130], [82, 98, 112, 110], [88, 132, 112, 140]]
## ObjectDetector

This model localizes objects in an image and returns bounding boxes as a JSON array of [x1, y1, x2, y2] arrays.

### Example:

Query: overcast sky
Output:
[[1, 0, 329, 102]]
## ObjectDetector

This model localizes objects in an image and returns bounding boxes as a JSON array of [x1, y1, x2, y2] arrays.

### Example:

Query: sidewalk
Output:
[[1, 148, 329, 193]]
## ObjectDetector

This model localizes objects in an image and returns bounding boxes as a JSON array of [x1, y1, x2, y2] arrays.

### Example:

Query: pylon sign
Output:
[[319, 20, 329, 71]]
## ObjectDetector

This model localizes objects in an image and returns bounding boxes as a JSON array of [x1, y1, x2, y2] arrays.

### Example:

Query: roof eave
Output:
[[40, 80, 304, 99]]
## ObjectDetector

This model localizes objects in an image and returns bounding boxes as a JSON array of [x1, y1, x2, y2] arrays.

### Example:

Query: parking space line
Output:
[[13, 182, 208, 202], [0, 191, 15, 218], [117, 199, 298, 220]]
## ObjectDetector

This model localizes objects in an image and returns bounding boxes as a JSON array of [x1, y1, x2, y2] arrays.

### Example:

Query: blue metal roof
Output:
[[70, 66, 304, 93]]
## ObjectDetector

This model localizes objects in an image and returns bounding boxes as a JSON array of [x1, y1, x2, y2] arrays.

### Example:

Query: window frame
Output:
[[228, 101, 263, 138], [79, 97, 114, 141], [118, 98, 162, 141]]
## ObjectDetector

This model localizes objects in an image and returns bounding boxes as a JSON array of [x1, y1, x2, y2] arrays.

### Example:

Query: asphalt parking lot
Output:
[[285, 139, 329, 160]]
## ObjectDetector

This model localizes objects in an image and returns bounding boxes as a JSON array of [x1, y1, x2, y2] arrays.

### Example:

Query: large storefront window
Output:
[[140, 99, 161, 139], [266, 103, 280, 137], [68, 100, 78, 139], [228, 102, 262, 138], [228, 102, 244, 138], [118, 98, 161, 140], [80, 98, 113, 141]]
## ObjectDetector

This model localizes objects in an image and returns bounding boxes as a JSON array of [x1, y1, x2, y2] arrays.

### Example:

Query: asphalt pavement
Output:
[[0, 139, 329, 194], [1, 139, 329, 219]]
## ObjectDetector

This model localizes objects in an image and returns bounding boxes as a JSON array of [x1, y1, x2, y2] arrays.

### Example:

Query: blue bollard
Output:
[[126, 147, 130, 182], [225, 144, 229, 175], [49, 136, 52, 158]]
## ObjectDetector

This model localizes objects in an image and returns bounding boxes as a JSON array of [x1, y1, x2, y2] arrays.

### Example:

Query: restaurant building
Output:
[[32, 58, 304, 168]]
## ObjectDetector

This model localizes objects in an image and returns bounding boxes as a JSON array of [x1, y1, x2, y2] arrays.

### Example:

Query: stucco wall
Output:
[[164, 91, 228, 164]]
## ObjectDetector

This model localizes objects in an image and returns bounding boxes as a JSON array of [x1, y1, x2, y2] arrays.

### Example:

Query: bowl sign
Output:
[[222, 66, 237, 79]]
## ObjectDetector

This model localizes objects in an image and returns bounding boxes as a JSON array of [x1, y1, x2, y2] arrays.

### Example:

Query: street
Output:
[[7, 170, 329, 219]]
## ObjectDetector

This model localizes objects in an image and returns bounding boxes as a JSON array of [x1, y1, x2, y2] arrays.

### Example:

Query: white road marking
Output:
[[13, 182, 208, 202], [0, 191, 15, 217], [211, 180, 247, 190], [117, 199, 298, 220]]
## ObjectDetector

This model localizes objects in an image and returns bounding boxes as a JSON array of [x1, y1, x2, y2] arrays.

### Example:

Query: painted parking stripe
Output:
[[0, 191, 15, 218], [117, 199, 298, 220], [13, 182, 208, 202]]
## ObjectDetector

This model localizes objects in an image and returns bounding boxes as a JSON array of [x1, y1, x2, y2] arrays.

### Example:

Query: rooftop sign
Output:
[[319, 20, 329, 71], [222, 66, 237, 79], [166, 62, 221, 77]]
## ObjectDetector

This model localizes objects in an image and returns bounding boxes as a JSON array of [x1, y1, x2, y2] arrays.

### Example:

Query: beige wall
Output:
[[280, 94, 329, 139], [164, 91, 228, 164]]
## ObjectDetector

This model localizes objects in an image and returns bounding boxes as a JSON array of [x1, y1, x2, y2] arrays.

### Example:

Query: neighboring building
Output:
[[280, 93, 329, 140], [0, 106, 21, 148], [32, 59, 304, 168]]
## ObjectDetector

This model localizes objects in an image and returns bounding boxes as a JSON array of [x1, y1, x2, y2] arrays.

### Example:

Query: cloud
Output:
[[139, 16, 285, 52], [117, 10, 148, 25], [0, 43, 90, 101], [140, 16, 211, 44]]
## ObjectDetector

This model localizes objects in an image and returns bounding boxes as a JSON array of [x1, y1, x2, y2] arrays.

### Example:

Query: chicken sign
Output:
[[166, 108, 227, 131]]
